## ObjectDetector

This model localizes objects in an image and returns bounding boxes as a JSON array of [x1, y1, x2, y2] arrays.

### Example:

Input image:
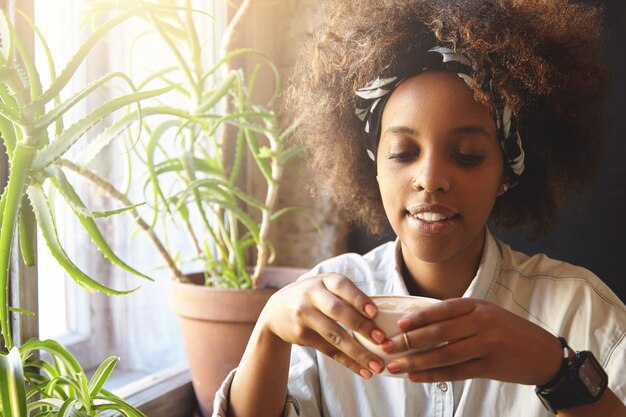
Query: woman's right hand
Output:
[[258, 273, 387, 378]]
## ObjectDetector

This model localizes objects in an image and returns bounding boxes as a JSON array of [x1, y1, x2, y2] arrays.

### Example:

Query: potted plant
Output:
[[56, 1, 311, 415]]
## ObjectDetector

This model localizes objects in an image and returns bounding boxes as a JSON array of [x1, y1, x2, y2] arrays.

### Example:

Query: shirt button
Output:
[[437, 382, 449, 392]]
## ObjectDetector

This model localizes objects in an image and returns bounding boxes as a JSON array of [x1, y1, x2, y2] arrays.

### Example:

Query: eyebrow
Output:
[[382, 124, 492, 140], [450, 125, 492, 139]]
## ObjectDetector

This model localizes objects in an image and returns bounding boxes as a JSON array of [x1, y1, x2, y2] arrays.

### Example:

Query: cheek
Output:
[[377, 169, 408, 209]]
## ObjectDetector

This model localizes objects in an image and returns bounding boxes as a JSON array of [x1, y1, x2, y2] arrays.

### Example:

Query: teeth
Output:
[[416, 212, 450, 222]]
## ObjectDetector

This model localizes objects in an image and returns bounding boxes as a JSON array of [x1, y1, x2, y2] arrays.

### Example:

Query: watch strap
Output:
[[537, 337, 570, 391], [536, 340, 609, 414]]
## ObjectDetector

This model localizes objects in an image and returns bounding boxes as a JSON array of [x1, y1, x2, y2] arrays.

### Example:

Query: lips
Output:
[[406, 204, 459, 233]]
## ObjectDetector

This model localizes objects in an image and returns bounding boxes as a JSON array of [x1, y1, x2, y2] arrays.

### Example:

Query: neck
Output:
[[401, 232, 485, 300]]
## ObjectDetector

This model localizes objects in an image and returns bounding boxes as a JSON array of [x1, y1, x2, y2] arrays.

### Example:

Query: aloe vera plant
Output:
[[0, 3, 195, 414], [0, 5, 172, 352], [71, 0, 307, 289]]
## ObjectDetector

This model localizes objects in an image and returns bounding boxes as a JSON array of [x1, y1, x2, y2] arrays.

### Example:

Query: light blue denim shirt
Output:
[[214, 230, 626, 417]]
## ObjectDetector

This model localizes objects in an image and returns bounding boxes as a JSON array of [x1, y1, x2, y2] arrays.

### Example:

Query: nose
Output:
[[411, 153, 451, 193]]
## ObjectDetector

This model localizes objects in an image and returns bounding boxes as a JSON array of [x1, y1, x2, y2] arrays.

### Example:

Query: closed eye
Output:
[[454, 153, 485, 167], [387, 151, 419, 162]]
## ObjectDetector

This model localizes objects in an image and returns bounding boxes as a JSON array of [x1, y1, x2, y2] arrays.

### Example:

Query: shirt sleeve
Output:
[[604, 330, 626, 404], [212, 346, 323, 416]]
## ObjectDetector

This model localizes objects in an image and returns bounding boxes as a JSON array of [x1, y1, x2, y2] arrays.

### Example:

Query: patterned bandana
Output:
[[355, 46, 525, 184]]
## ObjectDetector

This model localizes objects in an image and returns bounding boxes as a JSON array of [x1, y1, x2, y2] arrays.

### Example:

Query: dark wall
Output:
[[496, 0, 625, 302], [348, 0, 626, 303]]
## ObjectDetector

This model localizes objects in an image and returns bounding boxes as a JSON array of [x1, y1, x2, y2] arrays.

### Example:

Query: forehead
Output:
[[380, 71, 496, 137]]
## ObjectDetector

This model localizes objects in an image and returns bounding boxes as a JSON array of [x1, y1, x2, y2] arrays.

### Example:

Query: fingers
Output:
[[382, 308, 478, 353], [302, 309, 385, 378], [396, 297, 481, 331], [311, 274, 385, 344], [321, 274, 379, 320], [387, 339, 481, 381]]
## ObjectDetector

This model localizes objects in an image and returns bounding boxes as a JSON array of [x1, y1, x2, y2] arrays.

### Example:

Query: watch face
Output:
[[578, 353, 608, 398]]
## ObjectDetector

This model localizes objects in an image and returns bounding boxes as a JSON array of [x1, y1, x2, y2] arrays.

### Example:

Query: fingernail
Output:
[[369, 360, 384, 374], [397, 317, 410, 330], [359, 368, 373, 379], [364, 303, 377, 318], [381, 340, 394, 353], [408, 371, 420, 382], [387, 361, 401, 373], [371, 329, 385, 344]]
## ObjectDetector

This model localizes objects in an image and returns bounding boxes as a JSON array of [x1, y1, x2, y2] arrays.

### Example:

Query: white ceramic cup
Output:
[[353, 294, 441, 377]]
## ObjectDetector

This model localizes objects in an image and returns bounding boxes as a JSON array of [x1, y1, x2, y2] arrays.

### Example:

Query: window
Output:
[[4, 0, 227, 413]]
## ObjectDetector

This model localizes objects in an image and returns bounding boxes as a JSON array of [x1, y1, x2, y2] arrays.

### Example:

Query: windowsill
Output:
[[113, 362, 199, 417]]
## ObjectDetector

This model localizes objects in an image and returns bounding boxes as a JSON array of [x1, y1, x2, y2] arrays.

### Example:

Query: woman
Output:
[[214, 0, 626, 416]]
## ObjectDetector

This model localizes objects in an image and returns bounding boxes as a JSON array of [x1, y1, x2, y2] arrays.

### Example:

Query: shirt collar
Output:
[[389, 228, 500, 300]]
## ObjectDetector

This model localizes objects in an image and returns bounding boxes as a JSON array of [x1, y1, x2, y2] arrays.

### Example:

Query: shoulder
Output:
[[300, 241, 397, 293], [492, 239, 625, 385], [495, 238, 624, 312]]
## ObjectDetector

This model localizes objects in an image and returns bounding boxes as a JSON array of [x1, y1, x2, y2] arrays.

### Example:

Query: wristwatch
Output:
[[535, 337, 608, 414]]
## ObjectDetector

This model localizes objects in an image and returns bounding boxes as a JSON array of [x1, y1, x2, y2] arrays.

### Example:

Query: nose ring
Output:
[[411, 179, 419, 191]]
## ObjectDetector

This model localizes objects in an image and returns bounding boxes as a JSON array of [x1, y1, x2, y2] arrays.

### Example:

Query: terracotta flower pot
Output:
[[168, 266, 307, 416]]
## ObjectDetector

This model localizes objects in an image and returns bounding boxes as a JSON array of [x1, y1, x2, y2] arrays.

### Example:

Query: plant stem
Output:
[[219, 0, 254, 65], [251, 132, 282, 289], [57, 159, 188, 282]]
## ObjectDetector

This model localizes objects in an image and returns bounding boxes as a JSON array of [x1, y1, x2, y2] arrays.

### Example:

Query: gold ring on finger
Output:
[[403, 331, 412, 349]]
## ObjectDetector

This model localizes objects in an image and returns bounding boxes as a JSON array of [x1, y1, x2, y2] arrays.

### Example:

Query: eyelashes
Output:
[[453, 153, 485, 167], [386, 151, 485, 167]]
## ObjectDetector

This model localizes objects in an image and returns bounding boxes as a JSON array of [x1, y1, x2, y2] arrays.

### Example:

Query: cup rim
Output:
[[371, 294, 440, 312]]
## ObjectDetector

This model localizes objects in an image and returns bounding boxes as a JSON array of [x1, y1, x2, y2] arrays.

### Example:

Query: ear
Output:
[[498, 168, 511, 197]]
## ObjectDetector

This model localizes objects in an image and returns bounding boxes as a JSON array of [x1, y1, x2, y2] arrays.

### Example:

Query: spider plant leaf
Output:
[[27, 398, 64, 415], [0, 347, 28, 417], [22, 358, 57, 381], [57, 398, 84, 417], [91, 394, 147, 417], [31, 86, 173, 171], [26, 183, 138, 295], [0, 142, 36, 351], [47, 168, 152, 281], [87, 356, 118, 397], [20, 339, 83, 375], [18, 195, 37, 266]]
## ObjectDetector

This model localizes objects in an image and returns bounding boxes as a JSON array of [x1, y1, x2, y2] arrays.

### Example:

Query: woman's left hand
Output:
[[382, 298, 564, 385]]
